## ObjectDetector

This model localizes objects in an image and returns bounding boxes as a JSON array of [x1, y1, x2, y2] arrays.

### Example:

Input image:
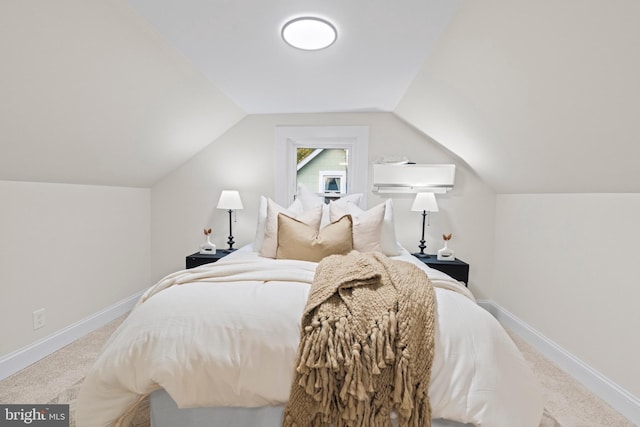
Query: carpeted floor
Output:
[[0, 315, 635, 427], [506, 332, 635, 427]]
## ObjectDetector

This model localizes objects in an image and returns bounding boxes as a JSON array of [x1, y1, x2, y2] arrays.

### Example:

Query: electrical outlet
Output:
[[33, 308, 46, 330]]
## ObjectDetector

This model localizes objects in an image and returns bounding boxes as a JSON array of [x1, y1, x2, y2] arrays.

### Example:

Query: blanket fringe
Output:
[[283, 252, 434, 427], [289, 306, 426, 427]]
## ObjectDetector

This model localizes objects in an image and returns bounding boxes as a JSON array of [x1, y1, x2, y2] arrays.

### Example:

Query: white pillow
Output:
[[254, 196, 303, 251], [329, 202, 385, 253], [259, 198, 322, 258], [296, 183, 324, 211], [296, 183, 363, 228], [330, 199, 401, 256], [321, 193, 362, 228], [380, 199, 402, 256]]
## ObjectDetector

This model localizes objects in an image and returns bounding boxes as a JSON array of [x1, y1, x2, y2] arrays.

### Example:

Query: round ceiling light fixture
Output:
[[281, 17, 337, 51]]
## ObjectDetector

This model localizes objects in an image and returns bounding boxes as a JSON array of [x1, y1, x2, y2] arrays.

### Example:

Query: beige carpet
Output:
[[507, 332, 636, 427], [0, 315, 635, 427]]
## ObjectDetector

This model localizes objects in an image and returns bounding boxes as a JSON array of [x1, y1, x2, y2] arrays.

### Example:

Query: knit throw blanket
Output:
[[283, 251, 436, 427]]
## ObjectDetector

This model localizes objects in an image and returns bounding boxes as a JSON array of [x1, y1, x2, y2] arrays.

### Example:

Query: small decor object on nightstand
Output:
[[437, 233, 455, 261], [199, 228, 216, 255]]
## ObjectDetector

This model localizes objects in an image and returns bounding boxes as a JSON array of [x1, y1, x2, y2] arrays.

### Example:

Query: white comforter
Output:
[[76, 248, 543, 427]]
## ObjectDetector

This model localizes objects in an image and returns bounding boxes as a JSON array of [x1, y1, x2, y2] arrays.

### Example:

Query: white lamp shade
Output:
[[411, 192, 439, 212], [216, 190, 244, 210]]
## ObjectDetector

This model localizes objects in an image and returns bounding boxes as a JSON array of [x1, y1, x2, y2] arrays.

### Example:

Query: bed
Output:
[[76, 193, 544, 427]]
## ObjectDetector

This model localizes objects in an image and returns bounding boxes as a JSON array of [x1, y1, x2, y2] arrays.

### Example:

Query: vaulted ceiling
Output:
[[2, 0, 639, 192], [127, 0, 463, 114]]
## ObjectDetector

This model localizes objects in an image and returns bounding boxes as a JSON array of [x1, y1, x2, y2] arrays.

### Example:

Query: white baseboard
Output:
[[477, 300, 640, 425], [0, 291, 143, 381]]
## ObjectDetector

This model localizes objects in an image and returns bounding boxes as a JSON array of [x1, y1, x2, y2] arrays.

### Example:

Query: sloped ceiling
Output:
[[2, 0, 639, 193], [395, 0, 640, 193], [0, 1, 245, 187], [126, 0, 463, 114]]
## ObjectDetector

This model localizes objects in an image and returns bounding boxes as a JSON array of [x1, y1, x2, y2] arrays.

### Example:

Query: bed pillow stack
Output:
[[296, 184, 401, 256], [254, 184, 402, 259]]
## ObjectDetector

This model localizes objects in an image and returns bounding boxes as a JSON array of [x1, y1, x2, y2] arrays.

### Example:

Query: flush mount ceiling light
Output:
[[281, 17, 337, 51]]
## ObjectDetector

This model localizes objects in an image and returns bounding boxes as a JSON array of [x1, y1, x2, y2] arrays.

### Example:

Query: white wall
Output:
[[393, 0, 640, 414], [0, 181, 150, 356], [151, 112, 496, 298], [494, 193, 640, 397]]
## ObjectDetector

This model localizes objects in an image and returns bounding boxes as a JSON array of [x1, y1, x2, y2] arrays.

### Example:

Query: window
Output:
[[320, 171, 345, 193], [274, 126, 369, 206], [296, 147, 348, 203]]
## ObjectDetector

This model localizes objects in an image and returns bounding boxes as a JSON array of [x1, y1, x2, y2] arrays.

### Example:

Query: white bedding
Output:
[[76, 247, 543, 427]]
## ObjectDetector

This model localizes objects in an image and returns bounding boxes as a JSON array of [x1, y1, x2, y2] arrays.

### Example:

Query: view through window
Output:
[[274, 126, 368, 207], [296, 148, 348, 203]]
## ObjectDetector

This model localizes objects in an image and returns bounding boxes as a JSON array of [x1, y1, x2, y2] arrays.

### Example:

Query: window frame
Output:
[[274, 126, 369, 206]]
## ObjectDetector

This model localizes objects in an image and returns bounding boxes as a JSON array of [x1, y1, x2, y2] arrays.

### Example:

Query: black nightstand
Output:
[[412, 254, 469, 286], [186, 250, 234, 269]]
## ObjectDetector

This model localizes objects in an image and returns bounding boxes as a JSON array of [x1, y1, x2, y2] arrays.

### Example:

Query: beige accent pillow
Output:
[[260, 198, 322, 258], [329, 201, 385, 253], [276, 214, 353, 262]]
